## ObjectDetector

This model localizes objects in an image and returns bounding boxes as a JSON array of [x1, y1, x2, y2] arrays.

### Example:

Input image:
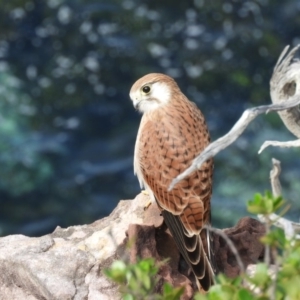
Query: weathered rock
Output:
[[215, 216, 265, 277], [125, 223, 194, 300], [0, 194, 151, 300], [124, 214, 265, 298], [0, 193, 265, 299]]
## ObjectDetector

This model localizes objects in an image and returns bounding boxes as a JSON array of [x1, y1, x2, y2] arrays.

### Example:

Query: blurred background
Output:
[[0, 0, 300, 237]]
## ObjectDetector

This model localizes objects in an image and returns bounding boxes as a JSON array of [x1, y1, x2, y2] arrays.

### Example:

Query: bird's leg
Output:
[[141, 190, 149, 195], [141, 190, 152, 210]]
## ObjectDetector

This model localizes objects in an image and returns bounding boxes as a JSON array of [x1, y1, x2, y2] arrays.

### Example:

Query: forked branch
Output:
[[169, 45, 300, 190]]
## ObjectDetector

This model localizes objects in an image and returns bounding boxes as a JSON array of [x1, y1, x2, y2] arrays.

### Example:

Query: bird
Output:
[[129, 73, 216, 291]]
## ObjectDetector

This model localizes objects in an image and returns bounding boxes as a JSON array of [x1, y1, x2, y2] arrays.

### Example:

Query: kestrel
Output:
[[129, 73, 215, 291]]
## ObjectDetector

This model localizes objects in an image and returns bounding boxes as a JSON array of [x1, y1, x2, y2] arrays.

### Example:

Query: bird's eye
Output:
[[142, 85, 151, 94]]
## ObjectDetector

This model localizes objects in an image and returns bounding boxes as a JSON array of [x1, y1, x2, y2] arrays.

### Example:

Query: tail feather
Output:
[[162, 210, 215, 291], [183, 234, 198, 252]]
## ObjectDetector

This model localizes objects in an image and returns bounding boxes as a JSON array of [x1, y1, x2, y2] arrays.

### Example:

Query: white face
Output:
[[129, 81, 171, 113]]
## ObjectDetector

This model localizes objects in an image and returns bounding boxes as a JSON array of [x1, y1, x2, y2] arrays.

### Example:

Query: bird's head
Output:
[[129, 73, 178, 113]]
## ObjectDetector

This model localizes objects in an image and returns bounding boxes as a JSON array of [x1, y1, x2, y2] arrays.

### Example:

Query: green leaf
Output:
[[261, 228, 286, 248], [247, 192, 286, 215], [161, 283, 184, 300], [208, 284, 235, 300], [237, 288, 255, 300], [248, 263, 270, 290], [247, 193, 266, 214], [194, 293, 208, 300], [278, 275, 300, 299], [163, 283, 173, 294], [123, 294, 134, 300], [104, 261, 127, 284]]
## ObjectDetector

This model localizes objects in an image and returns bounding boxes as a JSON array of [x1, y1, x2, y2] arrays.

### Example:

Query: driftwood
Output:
[[259, 45, 300, 153], [169, 45, 300, 236], [169, 45, 300, 190]]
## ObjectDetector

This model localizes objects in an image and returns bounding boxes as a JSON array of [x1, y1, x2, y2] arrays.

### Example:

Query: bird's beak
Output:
[[133, 100, 140, 110]]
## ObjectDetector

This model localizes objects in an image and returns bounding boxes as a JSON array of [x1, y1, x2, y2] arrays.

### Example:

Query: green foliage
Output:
[[195, 275, 255, 300], [106, 192, 300, 299], [105, 258, 184, 300], [247, 191, 285, 215], [198, 192, 300, 300]]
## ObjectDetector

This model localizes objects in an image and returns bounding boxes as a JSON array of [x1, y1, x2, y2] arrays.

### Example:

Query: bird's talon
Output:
[[144, 200, 152, 211], [141, 190, 151, 210]]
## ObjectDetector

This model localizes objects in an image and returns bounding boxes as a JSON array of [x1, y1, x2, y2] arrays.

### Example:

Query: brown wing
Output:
[[138, 97, 215, 290]]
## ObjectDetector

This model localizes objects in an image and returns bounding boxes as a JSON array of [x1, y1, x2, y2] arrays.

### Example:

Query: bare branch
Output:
[[169, 44, 300, 191], [270, 247, 279, 300], [257, 213, 300, 238], [169, 96, 300, 190], [257, 158, 300, 238], [258, 139, 300, 154], [204, 225, 245, 274], [270, 158, 282, 197]]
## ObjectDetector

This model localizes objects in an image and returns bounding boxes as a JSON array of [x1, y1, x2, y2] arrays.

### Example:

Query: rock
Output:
[[124, 213, 266, 298], [214, 216, 265, 277], [125, 223, 194, 300], [0, 193, 266, 299], [0, 194, 151, 300]]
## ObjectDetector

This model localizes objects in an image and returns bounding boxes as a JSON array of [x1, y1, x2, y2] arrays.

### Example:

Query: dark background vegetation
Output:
[[0, 0, 299, 236]]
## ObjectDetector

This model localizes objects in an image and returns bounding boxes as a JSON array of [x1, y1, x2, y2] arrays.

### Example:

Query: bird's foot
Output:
[[141, 190, 152, 210]]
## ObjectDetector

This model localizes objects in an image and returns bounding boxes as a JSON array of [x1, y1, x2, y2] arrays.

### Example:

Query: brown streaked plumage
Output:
[[129, 73, 216, 291]]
